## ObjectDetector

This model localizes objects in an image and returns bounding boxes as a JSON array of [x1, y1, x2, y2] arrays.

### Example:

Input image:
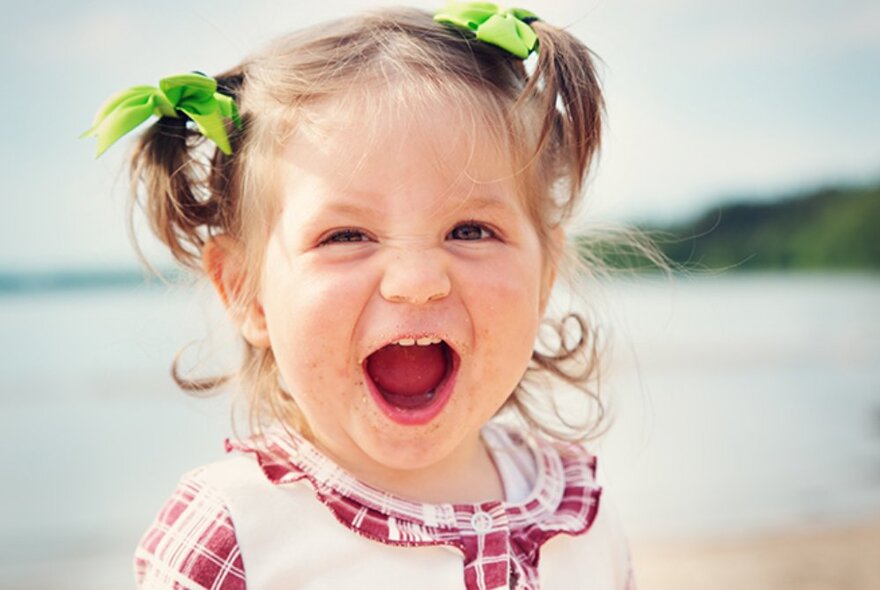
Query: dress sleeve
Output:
[[613, 505, 637, 589], [134, 467, 247, 589], [592, 462, 638, 590], [597, 492, 638, 589]]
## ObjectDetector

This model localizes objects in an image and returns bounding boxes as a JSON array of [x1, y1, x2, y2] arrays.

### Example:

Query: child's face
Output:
[[247, 98, 556, 478]]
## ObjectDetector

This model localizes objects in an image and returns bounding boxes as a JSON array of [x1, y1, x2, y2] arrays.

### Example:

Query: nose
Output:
[[379, 248, 451, 305]]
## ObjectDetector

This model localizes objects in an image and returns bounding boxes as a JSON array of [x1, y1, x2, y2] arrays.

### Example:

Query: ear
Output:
[[202, 235, 271, 349], [539, 225, 564, 316]]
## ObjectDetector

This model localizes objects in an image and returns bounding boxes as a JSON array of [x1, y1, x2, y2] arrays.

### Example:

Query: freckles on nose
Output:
[[378, 247, 451, 304]]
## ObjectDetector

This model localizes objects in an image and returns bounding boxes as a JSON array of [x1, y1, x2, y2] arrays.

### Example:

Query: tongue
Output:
[[366, 343, 447, 397]]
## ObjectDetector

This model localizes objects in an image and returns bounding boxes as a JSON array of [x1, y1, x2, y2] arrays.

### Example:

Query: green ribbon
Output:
[[434, 2, 539, 59], [82, 73, 241, 157]]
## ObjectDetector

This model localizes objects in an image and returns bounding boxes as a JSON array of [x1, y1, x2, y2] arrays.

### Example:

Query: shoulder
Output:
[[134, 461, 249, 590], [527, 428, 638, 589], [584, 460, 639, 590], [590, 489, 638, 589]]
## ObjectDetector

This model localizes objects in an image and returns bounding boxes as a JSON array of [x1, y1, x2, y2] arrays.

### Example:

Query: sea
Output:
[[1, 273, 878, 588]]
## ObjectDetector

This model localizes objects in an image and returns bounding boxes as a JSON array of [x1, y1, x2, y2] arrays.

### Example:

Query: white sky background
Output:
[[2, 0, 878, 271]]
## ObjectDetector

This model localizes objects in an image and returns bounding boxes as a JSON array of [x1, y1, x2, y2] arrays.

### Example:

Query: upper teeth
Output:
[[395, 337, 442, 347]]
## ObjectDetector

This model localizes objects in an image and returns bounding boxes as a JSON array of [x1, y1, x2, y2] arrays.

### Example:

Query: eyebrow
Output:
[[319, 199, 382, 219], [450, 193, 519, 216], [319, 192, 518, 218]]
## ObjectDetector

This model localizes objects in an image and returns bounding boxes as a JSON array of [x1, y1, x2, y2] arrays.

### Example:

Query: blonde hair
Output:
[[128, 7, 616, 442]]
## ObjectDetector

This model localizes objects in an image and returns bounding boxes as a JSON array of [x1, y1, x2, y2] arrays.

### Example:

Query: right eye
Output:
[[319, 228, 370, 246]]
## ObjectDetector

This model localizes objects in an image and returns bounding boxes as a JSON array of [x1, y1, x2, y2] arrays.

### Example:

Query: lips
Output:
[[362, 339, 459, 426]]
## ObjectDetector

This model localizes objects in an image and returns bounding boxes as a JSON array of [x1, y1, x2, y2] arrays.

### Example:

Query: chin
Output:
[[355, 421, 466, 473]]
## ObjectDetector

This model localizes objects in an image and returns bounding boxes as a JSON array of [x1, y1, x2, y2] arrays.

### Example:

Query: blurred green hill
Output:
[[607, 181, 880, 272]]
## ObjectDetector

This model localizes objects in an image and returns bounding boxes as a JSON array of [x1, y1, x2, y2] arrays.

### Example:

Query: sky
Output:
[[2, 0, 879, 271]]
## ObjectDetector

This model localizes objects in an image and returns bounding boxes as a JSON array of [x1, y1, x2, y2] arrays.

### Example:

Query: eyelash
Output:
[[318, 221, 498, 246], [447, 221, 497, 241], [320, 228, 369, 245]]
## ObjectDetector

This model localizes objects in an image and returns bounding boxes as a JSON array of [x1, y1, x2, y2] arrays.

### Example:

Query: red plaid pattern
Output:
[[135, 424, 627, 589], [228, 424, 602, 590], [134, 467, 246, 589]]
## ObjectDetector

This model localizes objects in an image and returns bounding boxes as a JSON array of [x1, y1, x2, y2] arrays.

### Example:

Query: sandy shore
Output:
[[630, 518, 880, 590], [2, 521, 879, 590]]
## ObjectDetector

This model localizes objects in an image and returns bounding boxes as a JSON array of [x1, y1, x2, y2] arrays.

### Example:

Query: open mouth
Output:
[[362, 339, 459, 426]]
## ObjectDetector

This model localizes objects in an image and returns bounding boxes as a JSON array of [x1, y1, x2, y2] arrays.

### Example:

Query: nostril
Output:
[[378, 251, 451, 304], [381, 282, 450, 305]]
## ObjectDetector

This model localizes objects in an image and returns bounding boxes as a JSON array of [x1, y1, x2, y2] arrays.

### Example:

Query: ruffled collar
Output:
[[226, 422, 602, 590]]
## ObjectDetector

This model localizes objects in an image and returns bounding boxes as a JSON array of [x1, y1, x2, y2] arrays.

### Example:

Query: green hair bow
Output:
[[82, 72, 241, 157], [434, 2, 539, 59]]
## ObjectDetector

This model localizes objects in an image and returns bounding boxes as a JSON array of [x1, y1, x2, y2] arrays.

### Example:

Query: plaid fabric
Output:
[[227, 423, 603, 590], [134, 467, 246, 589], [135, 423, 622, 590]]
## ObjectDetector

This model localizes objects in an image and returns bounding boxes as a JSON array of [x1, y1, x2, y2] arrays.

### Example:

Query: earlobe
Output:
[[240, 303, 271, 349], [202, 236, 271, 349]]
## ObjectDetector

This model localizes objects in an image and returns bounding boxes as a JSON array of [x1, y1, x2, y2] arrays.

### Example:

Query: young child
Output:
[[86, 3, 636, 588]]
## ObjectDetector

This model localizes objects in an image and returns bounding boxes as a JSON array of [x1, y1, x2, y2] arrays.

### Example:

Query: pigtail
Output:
[[209, 70, 247, 224], [520, 21, 605, 216], [127, 68, 247, 394], [501, 22, 611, 442], [129, 119, 208, 269], [127, 68, 246, 270]]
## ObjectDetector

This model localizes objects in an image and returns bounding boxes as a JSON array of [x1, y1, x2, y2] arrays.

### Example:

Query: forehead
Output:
[[276, 84, 525, 211]]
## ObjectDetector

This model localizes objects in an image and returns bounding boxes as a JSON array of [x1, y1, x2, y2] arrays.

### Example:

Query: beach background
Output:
[[1, 276, 878, 589], [3, 0, 879, 588]]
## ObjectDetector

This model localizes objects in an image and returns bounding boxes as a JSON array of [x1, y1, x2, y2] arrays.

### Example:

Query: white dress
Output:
[[135, 421, 636, 590]]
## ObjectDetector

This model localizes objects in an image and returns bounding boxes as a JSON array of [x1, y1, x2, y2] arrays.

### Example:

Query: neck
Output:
[[313, 430, 506, 505]]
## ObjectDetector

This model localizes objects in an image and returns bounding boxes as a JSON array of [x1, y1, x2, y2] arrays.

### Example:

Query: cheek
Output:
[[459, 251, 544, 368], [261, 256, 373, 389], [464, 243, 544, 313]]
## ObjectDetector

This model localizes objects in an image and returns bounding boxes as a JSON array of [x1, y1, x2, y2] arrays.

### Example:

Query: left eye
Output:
[[447, 223, 495, 241], [319, 229, 370, 245]]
